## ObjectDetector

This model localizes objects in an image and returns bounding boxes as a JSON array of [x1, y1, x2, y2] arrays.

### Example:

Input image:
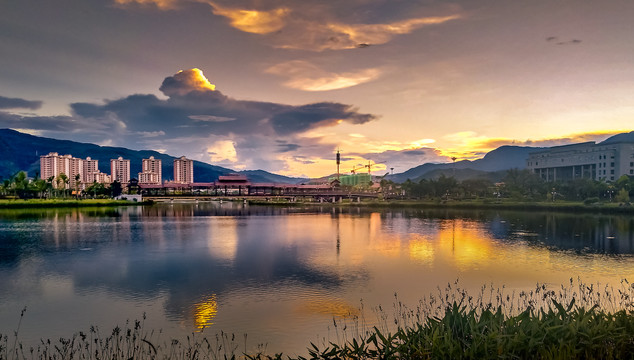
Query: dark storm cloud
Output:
[[275, 140, 301, 153], [69, 69, 376, 138], [0, 96, 43, 110], [270, 103, 375, 135], [0, 111, 96, 132]]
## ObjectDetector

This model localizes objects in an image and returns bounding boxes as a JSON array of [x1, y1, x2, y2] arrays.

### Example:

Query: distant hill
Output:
[[388, 146, 543, 183], [0, 129, 302, 183], [412, 168, 507, 183], [601, 131, 634, 144]]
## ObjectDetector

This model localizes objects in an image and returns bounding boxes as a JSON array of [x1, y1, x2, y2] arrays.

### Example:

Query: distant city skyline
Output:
[[2, 0, 633, 177]]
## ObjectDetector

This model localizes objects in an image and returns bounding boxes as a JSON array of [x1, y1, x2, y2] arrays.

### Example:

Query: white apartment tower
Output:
[[174, 156, 194, 184], [110, 156, 131, 184], [138, 156, 162, 184]]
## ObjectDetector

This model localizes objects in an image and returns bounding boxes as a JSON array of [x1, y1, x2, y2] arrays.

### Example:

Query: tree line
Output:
[[0, 171, 122, 199], [380, 169, 633, 203]]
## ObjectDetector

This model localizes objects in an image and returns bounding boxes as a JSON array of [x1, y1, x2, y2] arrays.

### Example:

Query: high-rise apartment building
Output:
[[39, 152, 83, 189], [138, 156, 162, 184], [110, 156, 131, 184], [174, 156, 194, 184], [83, 157, 99, 175], [82, 157, 111, 186]]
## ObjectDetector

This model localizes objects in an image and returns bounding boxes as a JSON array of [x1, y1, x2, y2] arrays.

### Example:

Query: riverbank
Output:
[[0, 198, 151, 208]]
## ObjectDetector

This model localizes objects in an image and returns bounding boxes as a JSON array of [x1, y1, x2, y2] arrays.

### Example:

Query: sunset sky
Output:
[[1, 0, 633, 177]]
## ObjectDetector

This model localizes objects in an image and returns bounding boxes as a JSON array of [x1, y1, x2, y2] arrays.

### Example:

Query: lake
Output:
[[1, 202, 634, 355]]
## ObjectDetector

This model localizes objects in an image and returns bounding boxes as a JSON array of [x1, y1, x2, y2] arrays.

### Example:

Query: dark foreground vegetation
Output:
[[3, 280, 634, 360]]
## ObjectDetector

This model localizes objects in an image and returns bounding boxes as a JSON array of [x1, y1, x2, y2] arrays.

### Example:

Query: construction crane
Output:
[[350, 165, 366, 174], [365, 161, 386, 175]]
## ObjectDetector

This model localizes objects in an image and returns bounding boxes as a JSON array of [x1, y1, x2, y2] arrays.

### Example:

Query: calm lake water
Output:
[[1, 202, 634, 355]]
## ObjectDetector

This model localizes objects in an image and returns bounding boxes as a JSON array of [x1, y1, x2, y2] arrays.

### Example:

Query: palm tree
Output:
[[74, 174, 81, 199], [56, 173, 69, 198], [46, 176, 55, 198]]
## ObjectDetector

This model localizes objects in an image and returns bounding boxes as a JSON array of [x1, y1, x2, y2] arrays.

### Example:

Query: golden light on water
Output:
[[193, 295, 218, 329], [296, 299, 360, 319]]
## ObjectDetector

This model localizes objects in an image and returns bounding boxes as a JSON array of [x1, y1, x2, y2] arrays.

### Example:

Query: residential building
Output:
[[174, 156, 194, 184], [110, 156, 131, 184], [83, 157, 99, 175], [138, 156, 162, 184], [40, 152, 83, 189], [527, 141, 634, 182], [84, 171, 111, 184]]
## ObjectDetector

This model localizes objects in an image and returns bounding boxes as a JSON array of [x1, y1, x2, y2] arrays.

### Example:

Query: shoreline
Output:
[[248, 198, 634, 214], [0, 199, 152, 209]]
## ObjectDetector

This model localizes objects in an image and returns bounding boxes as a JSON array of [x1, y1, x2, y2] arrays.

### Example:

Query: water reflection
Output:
[[1, 204, 634, 353]]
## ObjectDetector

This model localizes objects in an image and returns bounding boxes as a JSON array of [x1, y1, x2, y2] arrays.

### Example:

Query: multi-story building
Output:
[[527, 141, 634, 182], [174, 156, 194, 184], [81, 156, 111, 187], [40, 152, 83, 189], [138, 156, 162, 184], [110, 156, 131, 184], [83, 157, 99, 175], [84, 171, 112, 184]]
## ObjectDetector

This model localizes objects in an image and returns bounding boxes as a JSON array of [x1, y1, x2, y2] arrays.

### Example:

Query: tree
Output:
[[74, 174, 82, 198], [56, 173, 69, 198], [616, 188, 630, 203], [111, 180, 122, 197]]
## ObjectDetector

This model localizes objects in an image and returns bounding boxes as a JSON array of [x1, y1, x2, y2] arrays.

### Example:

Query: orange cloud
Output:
[[159, 68, 216, 96], [326, 14, 462, 48], [266, 61, 381, 91], [113, 0, 177, 9], [440, 130, 629, 161], [204, 1, 289, 34]]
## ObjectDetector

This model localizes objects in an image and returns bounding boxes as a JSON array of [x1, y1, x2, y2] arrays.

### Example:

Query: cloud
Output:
[[320, 14, 462, 49], [474, 131, 621, 149], [0, 68, 377, 177], [266, 61, 381, 91], [160, 68, 216, 96], [114, 0, 177, 9], [207, 140, 238, 163], [205, 1, 289, 34], [70, 69, 376, 139], [113, 0, 462, 51], [269, 102, 374, 135], [188, 115, 235, 122], [275, 140, 300, 153], [0, 96, 43, 110]]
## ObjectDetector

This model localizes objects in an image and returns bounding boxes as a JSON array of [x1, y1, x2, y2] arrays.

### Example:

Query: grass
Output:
[[0, 199, 150, 209], [3, 279, 634, 359]]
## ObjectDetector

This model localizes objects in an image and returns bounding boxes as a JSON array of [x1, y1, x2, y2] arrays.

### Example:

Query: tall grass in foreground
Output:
[[3, 278, 634, 359]]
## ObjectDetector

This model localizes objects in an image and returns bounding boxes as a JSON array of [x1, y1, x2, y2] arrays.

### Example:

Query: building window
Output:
[[611, 162, 615, 167], [630, 162, 633, 167], [535, 162, 538, 166], [631, 170, 634, 174], [611, 170, 615, 175]]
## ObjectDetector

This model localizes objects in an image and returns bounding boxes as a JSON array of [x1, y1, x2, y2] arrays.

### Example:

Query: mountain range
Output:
[[0, 129, 305, 183], [1, 129, 633, 184]]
